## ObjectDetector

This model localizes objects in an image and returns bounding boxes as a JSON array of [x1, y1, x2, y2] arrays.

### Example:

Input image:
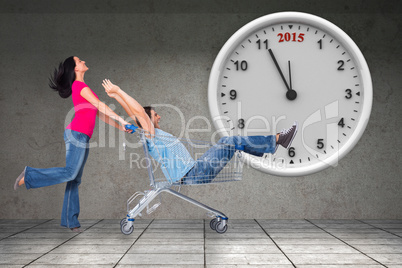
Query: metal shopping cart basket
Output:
[[120, 125, 244, 234]]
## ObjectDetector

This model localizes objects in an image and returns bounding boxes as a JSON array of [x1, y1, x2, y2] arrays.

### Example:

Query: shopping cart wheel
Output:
[[121, 221, 134, 235], [215, 221, 228, 234], [120, 218, 127, 227], [210, 218, 218, 231]]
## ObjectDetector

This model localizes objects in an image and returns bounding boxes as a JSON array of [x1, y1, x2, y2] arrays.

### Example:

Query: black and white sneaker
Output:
[[275, 122, 298, 153]]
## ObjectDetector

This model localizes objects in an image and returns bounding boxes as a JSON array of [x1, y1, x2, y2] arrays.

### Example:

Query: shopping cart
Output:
[[120, 125, 244, 234]]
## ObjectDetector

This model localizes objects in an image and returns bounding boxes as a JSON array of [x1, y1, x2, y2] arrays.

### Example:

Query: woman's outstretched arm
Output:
[[97, 111, 125, 131], [102, 79, 154, 135]]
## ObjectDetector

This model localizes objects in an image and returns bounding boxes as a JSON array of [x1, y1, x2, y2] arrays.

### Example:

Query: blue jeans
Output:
[[24, 129, 90, 228], [182, 135, 276, 184]]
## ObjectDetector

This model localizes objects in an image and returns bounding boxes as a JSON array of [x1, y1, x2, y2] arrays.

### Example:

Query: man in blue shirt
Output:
[[102, 79, 297, 184]]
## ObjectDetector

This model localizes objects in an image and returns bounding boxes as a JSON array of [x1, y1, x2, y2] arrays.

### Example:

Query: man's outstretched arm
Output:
[[102, 79, 155, 135]]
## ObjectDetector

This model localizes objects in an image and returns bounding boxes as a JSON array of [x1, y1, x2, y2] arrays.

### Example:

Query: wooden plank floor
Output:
[[0, 219, 401, 267]]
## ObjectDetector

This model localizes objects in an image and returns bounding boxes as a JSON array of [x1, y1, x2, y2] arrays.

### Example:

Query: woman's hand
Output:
[[118, 124, 132, 133], [102, 79, 121, 96], [122, 121, 134, 133]]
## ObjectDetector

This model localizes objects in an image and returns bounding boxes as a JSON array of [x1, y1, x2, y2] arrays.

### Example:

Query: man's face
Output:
[[151, 109, 161, 128]]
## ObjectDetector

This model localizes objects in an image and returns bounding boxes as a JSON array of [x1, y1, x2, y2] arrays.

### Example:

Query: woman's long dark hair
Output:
[[49, 56, 76, 98]]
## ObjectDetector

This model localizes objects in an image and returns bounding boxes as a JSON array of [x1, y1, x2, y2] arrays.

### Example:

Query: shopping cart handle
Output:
[[125, 124, 138, 133]]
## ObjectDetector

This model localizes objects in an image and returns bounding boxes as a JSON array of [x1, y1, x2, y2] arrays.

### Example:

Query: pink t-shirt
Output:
[[66, 81, 98, 138]]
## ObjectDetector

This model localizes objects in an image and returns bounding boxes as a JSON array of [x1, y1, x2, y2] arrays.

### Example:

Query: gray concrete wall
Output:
[[1, 0, 401, 219]]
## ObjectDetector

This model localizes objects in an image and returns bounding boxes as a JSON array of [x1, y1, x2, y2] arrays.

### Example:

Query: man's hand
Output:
[[105, 90, 117, 98], [102, 79, 121, 95]]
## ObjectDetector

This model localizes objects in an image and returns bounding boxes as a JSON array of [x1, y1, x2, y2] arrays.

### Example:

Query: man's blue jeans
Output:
[[24, 129, 90, 228], [182, 135, 276, 184]]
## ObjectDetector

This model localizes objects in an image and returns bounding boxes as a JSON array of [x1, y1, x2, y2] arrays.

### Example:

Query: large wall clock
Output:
[[208, 12, 372, 176]]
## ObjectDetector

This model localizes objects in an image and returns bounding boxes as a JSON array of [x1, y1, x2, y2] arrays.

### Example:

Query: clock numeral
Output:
[[234, 60, 248, 71], [238, 119, 245, 129], [317, 139, 325, 149], [230, 89, 237, 100], [338, 118, 345, 128], [345, 89, 352, 99], [256, 39, 269, 50], [318, 39, 323, 49], [337, 60, 345, 71], [288, 147, 295, 157]]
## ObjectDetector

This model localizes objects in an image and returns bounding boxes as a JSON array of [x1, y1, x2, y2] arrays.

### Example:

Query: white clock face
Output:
[[208, 12, 372, 176]]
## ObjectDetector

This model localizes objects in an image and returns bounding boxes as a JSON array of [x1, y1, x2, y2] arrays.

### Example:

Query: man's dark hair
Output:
[[135, 106, 154, 128], [143, 106, 153, 119]]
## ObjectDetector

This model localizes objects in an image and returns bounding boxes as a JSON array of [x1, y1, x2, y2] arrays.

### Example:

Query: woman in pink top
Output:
[[13, 56, 131, 232]]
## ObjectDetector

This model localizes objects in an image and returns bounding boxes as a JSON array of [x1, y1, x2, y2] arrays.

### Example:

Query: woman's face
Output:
[[73, 57, 89, 73]]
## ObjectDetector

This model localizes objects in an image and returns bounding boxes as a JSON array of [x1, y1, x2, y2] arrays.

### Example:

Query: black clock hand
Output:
[[268, 49, 290, 90], [287, 61, 298, 100], [288, 61, 292, 90], [268, 49, 297, 100], [287, 60, 297, 100]]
